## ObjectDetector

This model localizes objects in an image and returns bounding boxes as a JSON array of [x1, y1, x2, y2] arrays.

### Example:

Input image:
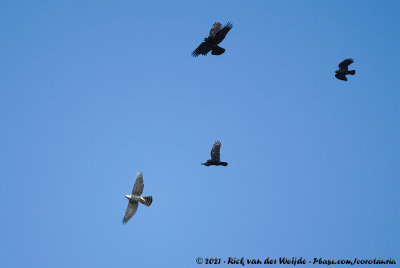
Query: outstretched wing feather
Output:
[[338, 58, 354, 71], [335, 73, 347, 81], [210, 141, 221, 161], [214, 22, 233, 43], [192, 41, 213, 57], [209, 22, 222, 37], [132, 172, 144, 196], [122, 202, 138, 224]]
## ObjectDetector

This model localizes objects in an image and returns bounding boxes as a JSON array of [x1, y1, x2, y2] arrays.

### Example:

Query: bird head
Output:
[[125, 195, 130, 200]]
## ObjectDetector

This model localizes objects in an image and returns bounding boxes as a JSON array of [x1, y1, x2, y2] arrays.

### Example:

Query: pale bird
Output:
[[122, 172, 153, 224]]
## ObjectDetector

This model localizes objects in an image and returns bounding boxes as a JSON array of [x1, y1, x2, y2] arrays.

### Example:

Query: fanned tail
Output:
[[211, 46, 225, 55], [141, 196, 153, 207]]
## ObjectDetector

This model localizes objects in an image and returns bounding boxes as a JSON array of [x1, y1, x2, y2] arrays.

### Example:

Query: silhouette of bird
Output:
[[192, 22, 233, 57], [335, 58, 356, 81], [122, 172, 153, 224], [202, 141, 228, 166]]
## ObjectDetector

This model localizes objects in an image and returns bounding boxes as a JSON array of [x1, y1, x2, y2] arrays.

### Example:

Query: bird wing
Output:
[[335, 73, 347, 81], [338, 58, 354, 71], [192, 41, 213, 57], [210, 141, 221, 161], [214, 22, 233, 44], [209, 22, 222, 37], [122, 202, 138, 224], [132, 172, 144, 196]]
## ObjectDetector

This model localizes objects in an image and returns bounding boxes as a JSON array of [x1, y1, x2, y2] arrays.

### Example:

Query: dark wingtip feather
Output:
[[225, 22, 233, 29]]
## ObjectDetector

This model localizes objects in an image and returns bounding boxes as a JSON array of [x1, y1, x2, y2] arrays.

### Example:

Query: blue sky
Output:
[[1, 1, 399, 267]]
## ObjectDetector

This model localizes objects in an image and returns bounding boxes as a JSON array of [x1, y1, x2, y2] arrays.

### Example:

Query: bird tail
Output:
[[141, 196, 153, 207], [211, 45, 225, 55], [348, 70, 356, 75]]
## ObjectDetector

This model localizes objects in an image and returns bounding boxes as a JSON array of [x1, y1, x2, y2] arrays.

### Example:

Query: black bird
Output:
[[335, 58, 356, 81], [201, 141, 228, 166], [192, 22, 233, 57]]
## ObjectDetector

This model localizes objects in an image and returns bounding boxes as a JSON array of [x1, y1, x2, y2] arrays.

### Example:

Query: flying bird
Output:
[[335, 58, 356, 81], [201, 141, 228, 166], [122, 172, 153, 224], [192, 22, 233, 57]]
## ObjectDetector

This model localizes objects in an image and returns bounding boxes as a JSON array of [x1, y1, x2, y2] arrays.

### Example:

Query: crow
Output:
[[202, 141, 228, 166], [335, 58, 356, 81], [192, 22, 233, 57]]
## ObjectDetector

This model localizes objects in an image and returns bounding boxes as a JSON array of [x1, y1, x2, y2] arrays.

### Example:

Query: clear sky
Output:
[[1, 1, 399, 267]]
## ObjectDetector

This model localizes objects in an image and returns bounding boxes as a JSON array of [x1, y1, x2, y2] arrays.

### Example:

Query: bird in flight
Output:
[[122, 172, 153, 224], [335, 58, 356, 81], [192, 22, 233, 57], [202, 141, 228, 166]]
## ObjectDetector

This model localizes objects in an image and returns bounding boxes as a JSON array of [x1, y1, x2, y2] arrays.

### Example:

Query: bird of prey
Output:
[[122, 172, 153, 224], [201, 141, 228, 166], [192, 22, 233, 57], [335, 58, 356, 81]]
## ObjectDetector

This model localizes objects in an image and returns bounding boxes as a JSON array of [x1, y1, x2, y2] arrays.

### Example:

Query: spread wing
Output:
[[338, 58, 354, 71], [210, 141, 221, 161], [132, 172, 144, 196], [335, 73, 347, 81], [214, 22, 233, 44], [209, 22, 222, 38], [122, 202, 138, 224], [192, 41, 213, 57]]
